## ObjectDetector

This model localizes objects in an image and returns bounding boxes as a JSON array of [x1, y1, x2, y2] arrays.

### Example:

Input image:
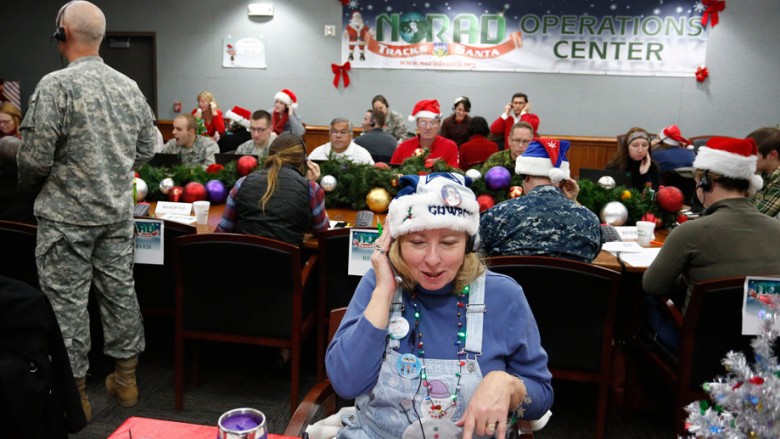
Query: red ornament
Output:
[[695, 66, 709, 83], [424, 158, 438, 169], [677, 213, 689, 224], [182, 182, 208, 203], [656, 186, 685, 212], [168, 185, 184, 202], [508, 186, 523, 198], [374, 162, 391, 170], [236, 155, 258, 176], [134, 171, 140, 178], [477, 194, 495, 212], [206, 163, 224, 174], [749, 376, 765, 385], [641, 212, 663, 228]]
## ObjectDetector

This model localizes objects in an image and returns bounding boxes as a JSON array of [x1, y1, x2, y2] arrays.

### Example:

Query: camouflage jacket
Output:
[[479, 184, 602, 262], [18, 56, 156, 225], [161, 136, 219, 168]]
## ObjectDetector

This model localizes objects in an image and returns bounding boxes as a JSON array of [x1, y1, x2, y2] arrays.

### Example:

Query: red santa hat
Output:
[[408, 99, 441, 121], [657, 124, 692, 149], [693, 136, 763, 196], [274, 89, 298, 109], [224, 106, 251, 129], [515, 138, 571, 183]]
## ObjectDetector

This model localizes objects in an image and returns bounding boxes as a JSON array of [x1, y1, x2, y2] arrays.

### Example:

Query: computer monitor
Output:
[[578, 168, 633, 187], [147, 153, 182, 168]]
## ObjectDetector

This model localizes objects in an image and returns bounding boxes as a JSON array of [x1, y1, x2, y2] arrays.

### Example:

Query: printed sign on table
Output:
[[742, 277, 780, 336], [348, 228, 381, 276], [134, 219, 164, 265]]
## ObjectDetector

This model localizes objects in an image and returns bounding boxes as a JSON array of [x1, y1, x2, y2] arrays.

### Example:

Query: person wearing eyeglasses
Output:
[[308, 117, 374, 164], [234, 110, 277, 160], [390, 99, 460, 168], [481, 121, 534, 175]]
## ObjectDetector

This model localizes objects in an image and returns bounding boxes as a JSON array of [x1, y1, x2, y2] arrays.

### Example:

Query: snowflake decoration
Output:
[[676, 6, 684, 13], [347, 0, 359, 9], [653, 8, 661, 15], [694, 1, 706, 13], [547, 141, 558, 149], [610, 4, 617, 10], [367, 5, 373, 10], [386, 6, 392, 11]]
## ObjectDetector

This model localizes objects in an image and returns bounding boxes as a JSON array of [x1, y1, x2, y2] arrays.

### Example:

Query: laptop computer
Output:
[[578, 168, 632, 187], [147, 153, 182, 168]]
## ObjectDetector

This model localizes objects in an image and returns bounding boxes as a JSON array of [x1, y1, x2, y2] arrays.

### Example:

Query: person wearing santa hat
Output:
[[234, 110, 277, 159], [651, 124, 695, 175], [479, 138, 601, 262], [271, 88, 305, 137], [389, 99, 460, 168], [643, 136, 780, 351], [344, 11, 371, 61], [748, 127, 780, 218], [327, 172, 552, 439]]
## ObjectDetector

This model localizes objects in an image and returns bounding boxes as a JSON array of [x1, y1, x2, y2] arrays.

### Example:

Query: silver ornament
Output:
[[465, 168, 482, 181], [600, 201, 628, 226], [320, 175, 337, 192], [159, 177, 175, 195], [134, 177, 149, 202], [597, 175, 616, 189]]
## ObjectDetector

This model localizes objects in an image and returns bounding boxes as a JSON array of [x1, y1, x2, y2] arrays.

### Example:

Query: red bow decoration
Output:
[[332, 62, 351, 88], [339, 0, 349, 5], [702, 0, 725, 28], [695, 66, 709, 82]]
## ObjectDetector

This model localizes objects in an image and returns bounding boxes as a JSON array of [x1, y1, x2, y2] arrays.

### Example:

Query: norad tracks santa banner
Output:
[[341, 0, 710, 76]]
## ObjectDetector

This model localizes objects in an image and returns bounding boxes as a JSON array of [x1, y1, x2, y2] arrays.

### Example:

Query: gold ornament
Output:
[[366, 188, 392, 213], [391, 178, 399, 188], [621, 190, 632, 201]]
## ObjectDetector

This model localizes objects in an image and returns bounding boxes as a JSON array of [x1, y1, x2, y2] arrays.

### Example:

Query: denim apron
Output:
[[338, 274, 492, 439]]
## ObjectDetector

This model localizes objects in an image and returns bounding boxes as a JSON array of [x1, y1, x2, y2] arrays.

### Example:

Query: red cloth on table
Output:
[[108, 416, 297, 439]]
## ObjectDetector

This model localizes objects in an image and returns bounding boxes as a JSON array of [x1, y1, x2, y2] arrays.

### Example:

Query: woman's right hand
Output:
[[639, 152, 652, 175]]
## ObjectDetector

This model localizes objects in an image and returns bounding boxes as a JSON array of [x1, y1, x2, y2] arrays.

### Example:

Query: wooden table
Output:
[[108, 416, 297, 439]]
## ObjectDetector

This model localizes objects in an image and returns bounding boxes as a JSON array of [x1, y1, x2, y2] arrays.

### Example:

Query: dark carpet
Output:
[[71, 318, 674, 438]]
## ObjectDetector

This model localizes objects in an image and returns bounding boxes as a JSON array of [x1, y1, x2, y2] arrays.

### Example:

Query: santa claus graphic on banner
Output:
[[344, 11, 372, 61]]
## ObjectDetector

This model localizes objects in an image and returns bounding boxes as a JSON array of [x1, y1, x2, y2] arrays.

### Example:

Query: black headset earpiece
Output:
[[53, 1, 73, 42], [465, 234, 479, 254], [697, 170, 712, 193]]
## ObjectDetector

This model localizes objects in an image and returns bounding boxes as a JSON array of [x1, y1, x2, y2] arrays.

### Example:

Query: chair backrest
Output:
[[0, 221, 38, 289], [688, 135, 713, 155], [173, 233, 308, 338], [317, 228, 364, 312], [328, 307, 347, 344], [679, 276, 757, 392], [133, 220, 196, 316], [487, 256, 621, 374]]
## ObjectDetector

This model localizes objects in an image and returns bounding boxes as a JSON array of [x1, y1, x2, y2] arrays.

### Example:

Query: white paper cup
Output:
[[636, 221, 656, 247], [193, 200, 210, 225]]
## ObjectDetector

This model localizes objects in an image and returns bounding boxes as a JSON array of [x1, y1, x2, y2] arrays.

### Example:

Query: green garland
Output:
[[137, 151, 679, 228], [137, 162, 239, 201]]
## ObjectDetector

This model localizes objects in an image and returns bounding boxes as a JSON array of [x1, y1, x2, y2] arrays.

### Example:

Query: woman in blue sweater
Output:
[[326, 172, 553, 438]]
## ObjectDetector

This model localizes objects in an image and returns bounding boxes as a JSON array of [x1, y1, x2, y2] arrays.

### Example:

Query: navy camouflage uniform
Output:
[[479, 184, 602, 262], [161, 135, 219, 168], [18, 55, 155, 378]]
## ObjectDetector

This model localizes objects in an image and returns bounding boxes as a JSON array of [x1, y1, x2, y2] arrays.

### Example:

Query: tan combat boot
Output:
[[105, 356, 139, 407], [75, 376, 91, 422]]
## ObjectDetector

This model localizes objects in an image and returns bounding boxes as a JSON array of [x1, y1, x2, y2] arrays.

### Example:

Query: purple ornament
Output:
[[206, 179, 228, 204], [484, 166, 511, 190]]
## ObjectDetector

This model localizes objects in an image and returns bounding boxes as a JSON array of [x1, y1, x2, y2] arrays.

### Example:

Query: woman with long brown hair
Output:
[[606, 126, 660, 190], [215, 132, 328, 245]]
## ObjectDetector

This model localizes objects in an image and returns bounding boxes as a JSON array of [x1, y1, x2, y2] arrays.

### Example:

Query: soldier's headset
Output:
[[52, 1, 75, 42], [697, 170, 713, 193]]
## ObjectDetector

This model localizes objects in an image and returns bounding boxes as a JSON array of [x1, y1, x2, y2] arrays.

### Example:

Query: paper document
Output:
[[610, 248, 661, 268], [160, 213, 197, 225]]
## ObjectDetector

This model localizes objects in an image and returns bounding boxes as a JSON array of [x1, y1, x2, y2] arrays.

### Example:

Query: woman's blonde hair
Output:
[[388, 234, 486, 293], [259, 132, 307, 211], [196, 91, 218, 109], [0, 102, 22, 135]]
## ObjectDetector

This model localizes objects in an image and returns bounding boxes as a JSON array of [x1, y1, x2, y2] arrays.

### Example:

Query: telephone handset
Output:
[[378, 222, 403, 283]]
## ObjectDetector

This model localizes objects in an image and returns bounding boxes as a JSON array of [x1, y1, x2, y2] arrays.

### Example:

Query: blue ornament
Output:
[[206, 179, 228, 204], [484, 166, 511, 191]]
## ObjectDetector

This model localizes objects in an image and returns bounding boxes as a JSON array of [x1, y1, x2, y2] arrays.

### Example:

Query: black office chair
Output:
[[172, 233, 318, 414], [487, 256, 621, 439], [0, 220, 39, 289]]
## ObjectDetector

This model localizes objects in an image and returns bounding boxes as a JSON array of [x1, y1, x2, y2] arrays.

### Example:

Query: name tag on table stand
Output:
[[348, 228, 380, 276], [134, 219, 164, 265], [155, 201, 193, 216], [614, 226, 638, 241]]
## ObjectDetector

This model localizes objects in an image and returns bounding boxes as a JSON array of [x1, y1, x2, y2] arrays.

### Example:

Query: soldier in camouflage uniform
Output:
[[17, 0, 155, 421], [161, 113, 220, 168], [479, 138, 601, 262], [481, 121, 534, 174]]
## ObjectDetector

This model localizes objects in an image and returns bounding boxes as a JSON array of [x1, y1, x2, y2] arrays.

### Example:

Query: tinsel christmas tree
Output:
[[684, 304, 780, 438]]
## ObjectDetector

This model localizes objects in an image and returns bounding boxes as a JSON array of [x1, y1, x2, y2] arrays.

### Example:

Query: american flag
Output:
[[2, 80, 21, 110]]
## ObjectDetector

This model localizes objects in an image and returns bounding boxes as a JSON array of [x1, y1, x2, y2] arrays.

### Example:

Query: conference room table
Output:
[[147, 201, 661, 272]]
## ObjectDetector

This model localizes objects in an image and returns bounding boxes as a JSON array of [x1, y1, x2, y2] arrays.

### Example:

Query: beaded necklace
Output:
[[410, 284, 470, 418]]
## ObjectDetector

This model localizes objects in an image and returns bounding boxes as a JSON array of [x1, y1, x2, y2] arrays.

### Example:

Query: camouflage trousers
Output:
[[36, 217, 145, 378]]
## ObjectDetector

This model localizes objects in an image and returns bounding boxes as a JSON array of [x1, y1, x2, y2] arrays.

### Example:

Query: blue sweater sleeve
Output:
[[325, 270, 389, 399]]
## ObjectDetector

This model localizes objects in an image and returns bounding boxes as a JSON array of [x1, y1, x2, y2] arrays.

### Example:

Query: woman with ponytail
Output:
[[215, 132, 328, 246]]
